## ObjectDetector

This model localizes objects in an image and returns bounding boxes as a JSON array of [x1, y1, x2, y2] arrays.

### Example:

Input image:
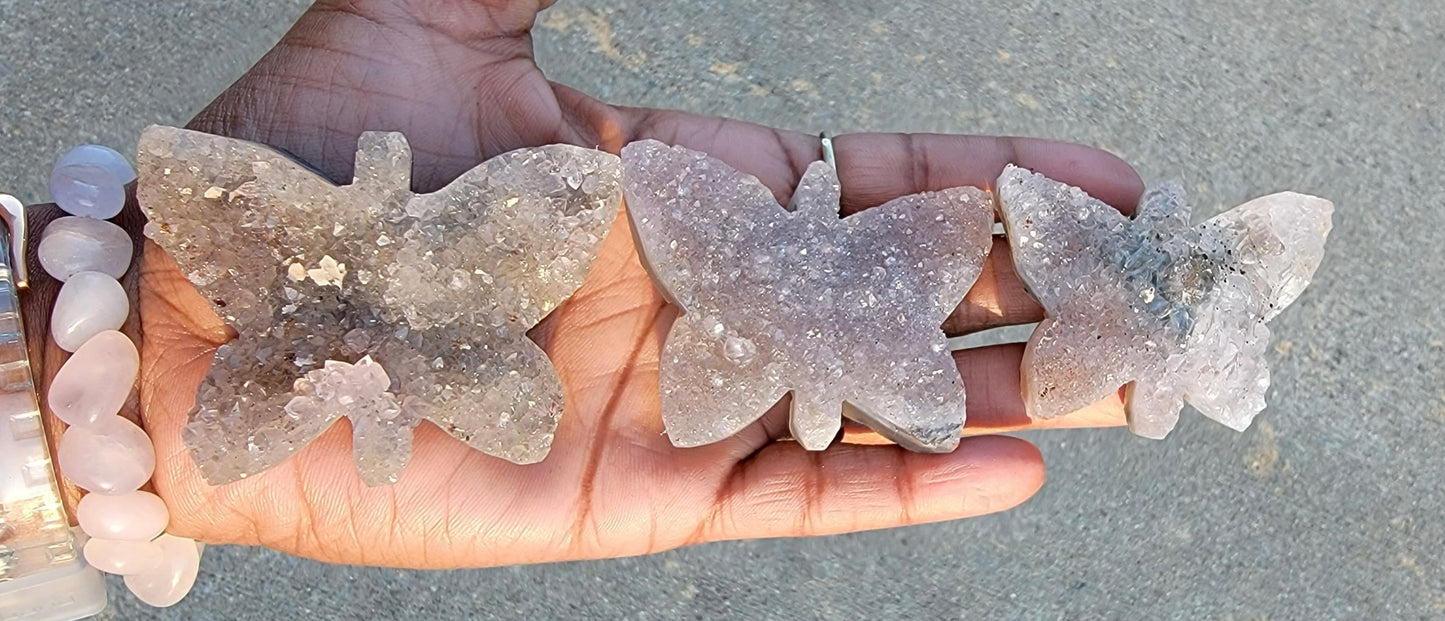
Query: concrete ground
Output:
[[3, 0, 1442, 618]]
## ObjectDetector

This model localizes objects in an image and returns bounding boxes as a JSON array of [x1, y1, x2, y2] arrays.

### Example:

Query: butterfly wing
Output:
[[656, 313, 791, 447], [844, 186, 996, 325], [1177, 302, 1273, 431], [139, 126, 386, 484], [1195, 192, 1333, 321], [1021, 315, 1148, 420], [1122, 380, 1184, 440], [622, 139, 795, 312], [1163, 249, 1278, 433], [832, 186, 993, 447], [138, 125, 358, 315], [394, 332, 568, 464], [997, 165, 1153, 421], [843, 340, 968, 452], [375, 144, 621, 461], [401, 144, 622, 329], [995, 164, 1136, 312], [624, 140, 807, 446]]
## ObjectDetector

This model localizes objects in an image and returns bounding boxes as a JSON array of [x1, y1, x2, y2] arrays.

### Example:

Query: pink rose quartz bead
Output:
[[57, 415, 154, 494], [37, 215, 134, 281], [77, 490, 169, 541], [83, 537, 164, 575], [48, 329, 139, 427], [123, 534, 202, 608], [51, 270, 130, 352]]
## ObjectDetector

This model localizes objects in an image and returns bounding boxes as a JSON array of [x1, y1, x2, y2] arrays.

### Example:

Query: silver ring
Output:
[[819, 133, 836, 168], [0, 194, 28, 289]]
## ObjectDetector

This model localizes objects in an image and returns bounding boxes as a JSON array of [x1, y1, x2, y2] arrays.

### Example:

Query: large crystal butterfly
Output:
[[996, 165, 1332, 438], [138, 126, 622, 485], [623, 140, 994, 451]]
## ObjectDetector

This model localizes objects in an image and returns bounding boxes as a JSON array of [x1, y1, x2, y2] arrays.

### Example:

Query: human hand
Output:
[[36, 0, 1143, 569]]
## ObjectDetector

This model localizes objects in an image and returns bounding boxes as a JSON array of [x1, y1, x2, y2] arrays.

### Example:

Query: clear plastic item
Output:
[[0, 542, 107, 621], [0, 194, 109, 620]]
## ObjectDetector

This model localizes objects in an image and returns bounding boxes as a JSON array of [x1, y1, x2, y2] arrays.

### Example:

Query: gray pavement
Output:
[[2, 0, 1442, 618]]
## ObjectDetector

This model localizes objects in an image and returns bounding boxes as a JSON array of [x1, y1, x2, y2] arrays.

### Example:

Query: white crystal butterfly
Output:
[[996, 165, 1333, 438]]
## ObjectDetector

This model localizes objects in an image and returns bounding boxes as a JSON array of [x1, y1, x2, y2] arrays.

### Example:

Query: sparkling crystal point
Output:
[[137, 126, 622, 485], [996, 165, 1332, 438], [623, 140, 994, 451]]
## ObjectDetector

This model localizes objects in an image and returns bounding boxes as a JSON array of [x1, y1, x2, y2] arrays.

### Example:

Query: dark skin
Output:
[[34, 0, 1142, 568]]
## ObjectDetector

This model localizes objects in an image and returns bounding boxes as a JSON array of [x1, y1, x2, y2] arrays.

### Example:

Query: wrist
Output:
[[6, 143, 205, 613]]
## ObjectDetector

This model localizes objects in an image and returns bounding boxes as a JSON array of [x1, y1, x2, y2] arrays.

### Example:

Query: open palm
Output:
[[40, 0, 1144, 569]]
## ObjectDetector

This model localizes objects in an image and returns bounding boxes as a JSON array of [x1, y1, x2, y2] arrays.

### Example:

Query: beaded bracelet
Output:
[[0, 144, 200, 618]]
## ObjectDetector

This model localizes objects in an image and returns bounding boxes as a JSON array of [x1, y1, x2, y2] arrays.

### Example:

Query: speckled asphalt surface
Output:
[[2, 1, 1442, 618]]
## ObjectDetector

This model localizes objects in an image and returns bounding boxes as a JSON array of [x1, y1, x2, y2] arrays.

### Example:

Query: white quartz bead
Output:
[[51, 271, 130, 352], [49, 330, 140, 427], [77, 490, 168, 541], [123, 534, 202, 608], [57, 414, 154, 494], [50, 144, 136, 219], [84, 537, 164, 575], [37, 215, 134, 281]]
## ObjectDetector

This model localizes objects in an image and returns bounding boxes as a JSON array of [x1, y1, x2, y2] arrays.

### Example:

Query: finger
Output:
[[696, 435, 1043, 541], [840, 343, 1125, 445], [953, 343, 1126, 432], [620, 111, 1141, 334], [618, 106, 822, 204], [833, 133, 1143, 336], [832, 132, 1143, 215], [944, 237, 1042, 335], [549, 82, 631, 154], [622, 114, 1144, 216]]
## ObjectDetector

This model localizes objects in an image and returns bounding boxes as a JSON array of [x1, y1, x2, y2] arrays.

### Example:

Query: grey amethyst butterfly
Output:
[[623, 140, 994, 452], [138, 126, 622, 485]]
